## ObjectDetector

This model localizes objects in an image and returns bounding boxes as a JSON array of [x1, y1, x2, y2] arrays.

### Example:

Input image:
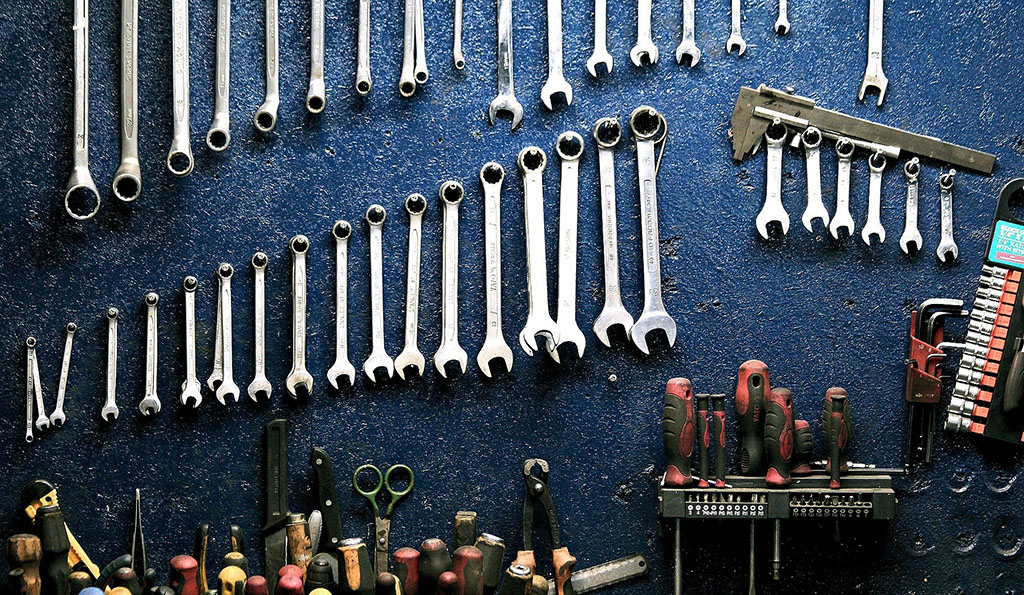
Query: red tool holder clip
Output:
[[906, 310, 944, 405]]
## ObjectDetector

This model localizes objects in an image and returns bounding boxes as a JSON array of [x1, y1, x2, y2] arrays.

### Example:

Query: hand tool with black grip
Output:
[[662, 378, 695, 487], [472, 536, 503, 595], [495, 566, 532, 595], [735, 360, 769, 475], [6, 535, 41, 595], [20, 481, 100, 581], [244, 576, 268, 595], [453, 512, 478, 550], [791, 420, 813, 475], [193, 525, 210, 594], [437, 572, 457, 595], [305, 556, 335, 593], [824, 390, 851, 488], [417, 540, 451, 594], [373, 573, 399, 595], [68, 571, 92, 595], [453, 546, 483, 595], [109, 569, 140, 595], [393, 548, 419, 595], [711, 395, 727, 488], [513, 460, 576, 595], [169, 556, 199, 595], [764, 388, 794, 487], [337, 539, 374, 594], [97, 555, 133, 591], [8, 569, 28, 595], [694, 394, 712, 487], [1003, 332, 1024, 412], [310, 448, 346, 553], [264, 420, 291, 595]]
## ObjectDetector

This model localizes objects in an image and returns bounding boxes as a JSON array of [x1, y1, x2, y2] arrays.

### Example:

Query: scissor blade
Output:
[[308, 510, 323, 555], [374, 518, 391, 574]]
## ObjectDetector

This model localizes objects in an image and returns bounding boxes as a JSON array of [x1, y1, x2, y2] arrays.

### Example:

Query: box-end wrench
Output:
[[630, 0, 658, 66], [399, 0, 417, 97], [800, 127, 829, 233], [899, 158, 922, 255], [774, 0, 790, 34], [395, 197, 426, 380], [249, 253, 274, 400], [829, 138, 856, 240], [112, 0, 141, 202], [488, 0, 523, 129], [629, 107, 676, 354], [453, 0, 465, 69], [414, 0, 428, 84], [327, 224, 358, 388], [355, 0, 372, 95], [49, 323, 76, 427], [28, 338, 49, 433], [206, 0, 231, 151], [586, 0, 612, 76], [726, 0, 746, 56], [255, 0, 280, 130], [435, 181, 469, 377], [540, 0, 572, 109], [306, 0, 326, 113], [65, 0, 101, 219], [25, 338, 36, 442], [592, 118, 634, 347], [937, 169, 958, 263], [861, 151, 886, 245], [167, 0, 194, 176], [755, 120, 789, 240], [518, 147, 559, 356], [858, 0, 888, 106], [102, 308, 120, 422], [477, 163, 514, 377], [286, 236, 314, 398], [365, 205, 395, 383], [181, 276, 203, 408], [215, 264, 241, 404], [139, 292, 162, 416], [674, 0, 700, 67], [547, 132, 586, 363]]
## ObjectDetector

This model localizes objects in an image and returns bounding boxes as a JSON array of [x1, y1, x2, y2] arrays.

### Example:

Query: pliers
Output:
[[513, 459, 577, 595]]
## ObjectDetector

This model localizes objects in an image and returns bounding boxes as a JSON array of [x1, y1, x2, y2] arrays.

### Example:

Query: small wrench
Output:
[[399, 0, 418, 97], [255, 0, 280, 130], [774, 0, 790, 34], [327, 224, 358, 388], [395, 198, 427, 380], [25, 338, 36, 442], [355, 0, 372, 95], [28, 338, 49, 433], [365, 205, 395, 383], [899, 158, 922, 254], [861, 151, 887, 245], [858, 0, 888, 106], [286, 236, 314, 398], [207, 274, 224, 391], [800, 127, 830, 233], [435, 181, 469, 377], [49, 322, 76, 427], [139, 292, 162, 416], [488, 0, 523, 129], [215, 264, 241, 403], [518, 147, 559, 356], [112, 0, 142, 202], [306, 0, 326, 113], [540, 0, 572, 109], [630, 0, 658, 66], [205, 0, 231, 151], [587, 0, 612, 76], [65, 0, 101, 219], [477, 162, 514, 377], [414, 0, 428, 84], [453, 0, 465, 69], [181, 276, 203, 408], [674, 0, 700, 66], [727, 0, 746, 56], [167, 0, 194, 176], [547, 132, 586, 363], [829, 138, 856, 240], [937, 169, 958, 263], [755, 120, 789, 239], [102, 308, 120, 422], [249, 253, 274, 400], [592, 118, 634, 347]]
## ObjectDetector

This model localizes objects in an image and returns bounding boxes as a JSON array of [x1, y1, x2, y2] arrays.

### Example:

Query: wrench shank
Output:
[[598, 149, 624, 309], [404, 215, 422, 349], [441, 202, 460, 345], [556, 161, 580, 321], [637, 140, 665, 310]]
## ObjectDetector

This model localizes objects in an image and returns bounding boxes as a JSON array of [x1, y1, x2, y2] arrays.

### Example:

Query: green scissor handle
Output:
[[353, 464, 414, 518]]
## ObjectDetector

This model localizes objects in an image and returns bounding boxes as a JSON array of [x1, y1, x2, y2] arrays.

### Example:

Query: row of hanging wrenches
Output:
[[22, 325, 78, 442]]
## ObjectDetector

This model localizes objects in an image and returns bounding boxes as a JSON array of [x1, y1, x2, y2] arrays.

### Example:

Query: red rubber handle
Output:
[[662, 378, 695, 487]]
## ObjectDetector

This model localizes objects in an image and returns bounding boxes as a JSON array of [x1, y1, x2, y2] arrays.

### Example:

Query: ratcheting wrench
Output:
[[365, 205, 395, 383], [395, 198, 426, 380], [286, 236, 314, 398], [899, 158, 922, 254], [829, 138, 856, 240], [540, 0, 572, 109], [435, 181, 469, 377], [488, 0, 523, 129], [548, 132, 586, 363], [586, 0, 612, 76], [518, 147, 559, 356], [102, 308, 120, 422], [65, 0, 101, 219], [858, 0, 888, 106], [674, 0, 700, 66], [27, 338, 48, 433], [25, 338, 37, 442], [113, 0, 142, 202], [307, 0, 326, 113], [206, 0, 231, 151], [139, 292, 162, 416], [861, 151, 886, 245], [215, 264, 241, 404], [168, 0, 194, 176], [592, 118, 634, 347], [774, 0, 790, 34], [355, 0, 372, 95], [181, 276, 203, 407], [630, 0, 657, 66], [755, 120, 789, 239], [49, 323, 77, 427], [256, 0, 280, 130], [478, 162, 514, 377], [327, 224, 357, 388], [629, 107, 676, 354], [801, 127, 829, 232], [937, 169, 958, 263], [727, 0, 746, 56], [249, 253, 273, 400]]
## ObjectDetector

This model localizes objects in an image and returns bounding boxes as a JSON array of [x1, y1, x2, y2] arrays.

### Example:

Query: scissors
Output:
[[353, 463, 414, 573]]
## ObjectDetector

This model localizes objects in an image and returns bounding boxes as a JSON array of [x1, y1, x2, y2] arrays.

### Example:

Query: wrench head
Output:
[[593, 306, 636, 348], [629, 311, 677, 355], [34, 416, 50, 432], [861, 224, 886, 246], [453, 50, 466, 71], [254, 100, 280, 133], [488, 94, 524, 130], [755, 208, 790, 240], [363, 353, 395, 384], [540, 75, 573, 110], [774, 17, 791, 35], [207, 371, 223, 393], [394, 349, 425, 381], [112, 162, 143, 203], [674, 42, 701, 67], [858, 70, 888, 107], [801, 207, 830, 234], [101, 404, 119, 423], [306, 78, 327, 114], [519, 316, 559, 357], [180, 382, 203, 408], [586, 50, 613, 77], [477, 339, 514, 378], [247, 377, 273, 402], [48, 410, 66, 429], [937, 241, 959, 264], [629, 41, 659, 67], [138, 397, 163, 417], [547, 325, 586, 363], [65, 166, 102, 220], [829, 215, 855, 241], [433, 344, 469, 379], [285, 371, 314, 399], [726, 34, 746, 56], [899, 229, 923, 255]]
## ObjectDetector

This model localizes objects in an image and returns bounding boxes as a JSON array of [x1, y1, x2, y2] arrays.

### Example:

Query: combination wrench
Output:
[[937, 169, 958, 263], [899, 158, 922, 255], [65, 0, 101, 219], [181, 276, 203, 408], [102, 308, 120, 422], [477, 162, 514, 377], [829, 138, 856, 240], [755, 121, 789, 240], [355, 0, 372, 95], [453, 0, 465, 69], [591, 118, 634, 347], [674, 0, 700, 66], [139, 292, 162, 416], [167, 0, 194, 176], [435, 182, 469, 377], [327, 224, 357, 388], [413, 0, 428, 85], [215, 264, 241, 404], [306, 0, 326, 113], [774, 0, 790, 34], [727, 0, 746, 56], [286, 236, 314, 398], [629, 106, 676, 354], [112, 0, 141, 202], [249, 253, 274, 399], [25, 338, 37, 442], [586, 0, 612, 76], [540, 0, 572, 109], [547, 132, 586, 363], [256, 0, 280, 130], [399, 0, 417, 97], [630, 0, 658, 66], [27, 337, 49, 433], [488, 0, 523, 129], [49, 322, 76, 427], [395, 197, 426, 380], [518, 147, 559, 356], [800, 127, 829, 233], [365, 205, 395, 383], [206, 0, 231, 151], [858, 0, 888, 106], [861, 151, 887, 245]]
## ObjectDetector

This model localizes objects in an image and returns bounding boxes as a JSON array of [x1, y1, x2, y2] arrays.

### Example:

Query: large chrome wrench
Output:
[[899, 158, 922, 254], [365, 205, 395, 383], [167, 0, 194, 176], [65, 0, 101, 219], [861, 151, 886, 245], [937, 169, 958, 263], [181, 276, 203, 408], [249, 253, 273, 400], [215, 264, 241, 404], [829, 138, 856, 240], [540, 0, 572, 109], [674, 0, 700, 66], [286, 236, 314, 398], [629, 107, 676, 354], [139, 292, 162, 416], [49, 322, 77, 427], [800, 127, 829, 233], [477, 163, 514, 377], [858, 0, 888, 106], [435, 182, 469, 377], [327, 224, 357, 388], [355, 0, 372, 95], [586, 0, 612, 76], [395, 197, 426, 380], [206, 0, 231, 151], [255, 0, 280, 130], [547, 132, 586, 363], [102, 308, 120, 422], [112, 0, 141, 202], [306, 0, 326, 113], [518, 147, 559, 356], [488, 0, 523, 129], [629, 0, 657, 66], [592, 118, 634, 347], [755, 121, 789, 239]]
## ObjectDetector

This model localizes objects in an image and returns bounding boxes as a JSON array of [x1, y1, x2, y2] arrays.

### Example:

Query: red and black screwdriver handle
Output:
[[736, 360, 769, 475], [711, 395, 727, 488], [662, 378, 695, 487], [824, 389, 850, 489], [764, 388, 794, 488], [791, 420, 813, 475], [695, 394, 712, 488]]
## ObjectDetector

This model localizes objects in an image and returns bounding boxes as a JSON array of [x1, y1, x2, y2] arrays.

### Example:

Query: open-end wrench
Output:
[[937, 169, 958, 263], [207, 276, 224, 391], [205, 0, 231, 151], [365, 205, 395, 383], [861, 151, 886, 245], [28, 338, 49, 433], [518, 147, 559, 356], [25, 338, 36, 442], [488, 0, 523, 129], [139, 292, 162, 416], [899, 158, 922, 254], [355, 0, 372, 95], [255, 0, 280, 130], [829, 138, 856, 240], [726, 0, 746, 56], [592, 118, 634, 347], [540, 0, 572, 109], [327, 224, 357, 388], [112, 0, 141, 202], [586, 0, 612, 76], [630, 0, 658, 66], [435, 182, 469, 377], [477, 162, 514, 377], [65, 0, 101, 219], [286, 236, 314, 398], [453, 0, 465, 69], [306, 0, 326, 113], [215, 264, 241, 404], [674, 0, 700, 66], [103, 308, 120, 422], [547, 132, 586, 363], [801, 127, 829, 233], [167, 0, 194, 176], [414, 0, 428, 84], [755, 120, 789, 239], [249, 253, 273, 400], [774, 0, 790, 34], [399, 0, 417, 97], [49, 323, 76, 427], [395, 197, 426, 380], [858, 0, 888, 106], [181, 276, 203, 408]]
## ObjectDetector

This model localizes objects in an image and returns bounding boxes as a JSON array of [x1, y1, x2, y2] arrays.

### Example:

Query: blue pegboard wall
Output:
[[2, 0, 1024, 591]]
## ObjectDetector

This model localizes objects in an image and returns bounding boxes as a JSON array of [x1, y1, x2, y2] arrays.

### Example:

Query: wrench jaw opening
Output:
[[629, 313, 677, 355], [489, 96, 524, 130], [593, 307, 635, 349], [674, 42, 701, 68], [586, 51, 613, 78], [755, 122, 790, 240], [64, 168, 101, 221], [394, 349, 425, 382], [547, 327, 585, 363], [629, 41, 659, 67], [477, 341, 514, 378], [900, 229, 923, 256], [773, 17, 790, 35], [858, 69, 888, 108], [726, 35, 747, 57], [519, 324, 559, 358], [363, 356, 395, 385], [540, 76, 573, 111], [434, 345, 469, 379]]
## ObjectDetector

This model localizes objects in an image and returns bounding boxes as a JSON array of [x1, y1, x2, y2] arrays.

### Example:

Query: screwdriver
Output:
[[169, 555, 199, 595], [824, 388, 851, 489], [764, 388, 794, 487], [193, 525, 210, 594], [437, 572, 457, 595], [711, 395, 727, 488], [37, 505, 70, 595], [662, 378, 695, 487], [417, 540, 451, 595], [791, 420, 813, 475], [735, 360, 769, 475], [8, 569, 28, 595], [337, 539, 374, 594], [495, 566, 531, 595], [453, 513, 477, 550], [695, 394, 712, 487], [68, 571, 92, 595], [452, 546, 483, 595], [109, 569, 141, 595], [218, 566, 247, 595], [393, 548, 419, 595], [244, 576, 268, 595], [286, 515, 313, 579], [374, 573, 400, 595], [305, 557, 335, 593], [7, 535, 42, 595], [471, 535, 503, 595]]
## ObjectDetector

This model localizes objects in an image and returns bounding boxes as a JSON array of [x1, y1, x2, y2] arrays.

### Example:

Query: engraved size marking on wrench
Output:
[[249, 253, 273, 400], [937, 169, 958, 263], [167, 0, 194, 176], [206, 0, 231, 151], [25, 337, 37, 442], [726, 0, 746, 56], [586, 0, 612, 76], [800, 127, 830, 233], [540, 0, 572, 109], [436, 182, 469, 377], [113, 0, 142, 202], [630, 0, 657, 66], [774, 0, 790, 34], [181, 276, 203, 407], [28, 338, 49, 433], [899, 158, 922, 255], [103, 308, 120, 422], [548, 132, 586, 363], [518, 147, 559, 356], [755, 120, 789, 239], [139, 292, 162, 415], [592, 118, 634, 347], [286, 236, 314, 398], [256, 0, 280, 130], [65, 0, 101, 219], [215, 264, 241, 403], [327, 224, 357, 388], [365, 205, 395, 383], [861, 151, 887, 245], [674, 0, 700, 66], [306, 0, 326, 112], [395, 198, 426, 380], [49, 322, 77, 427], [829, 138, 856, 240], [488, 0, 523, 129], [858, 0, 888, 106], [355, 0, 372, 95], [478, 162, 514, 377]]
